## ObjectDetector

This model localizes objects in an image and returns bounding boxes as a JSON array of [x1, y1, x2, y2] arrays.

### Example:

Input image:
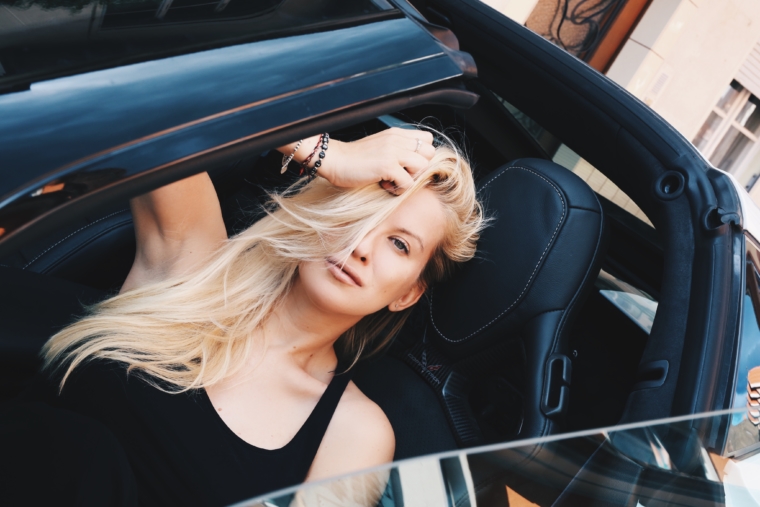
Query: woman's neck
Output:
[[258, 283, 361, 376]]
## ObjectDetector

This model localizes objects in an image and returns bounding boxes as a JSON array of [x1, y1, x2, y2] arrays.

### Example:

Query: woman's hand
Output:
[[279, 128, 436, 194], [323, 127, 435, 194]]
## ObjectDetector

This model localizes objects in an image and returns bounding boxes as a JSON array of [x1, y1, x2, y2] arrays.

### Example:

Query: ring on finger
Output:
[[414, 138, 421, 153]]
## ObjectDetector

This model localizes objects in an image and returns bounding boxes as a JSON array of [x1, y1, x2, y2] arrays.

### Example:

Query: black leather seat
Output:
[[355, 158, 607, 460], [0, 206, 134, 292]]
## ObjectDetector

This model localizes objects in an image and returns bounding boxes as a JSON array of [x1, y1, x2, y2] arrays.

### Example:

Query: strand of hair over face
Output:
[[42, 132, 486, 393]]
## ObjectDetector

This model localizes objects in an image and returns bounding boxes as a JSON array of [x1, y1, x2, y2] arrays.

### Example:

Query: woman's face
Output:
[[297, 188, 447, 317]]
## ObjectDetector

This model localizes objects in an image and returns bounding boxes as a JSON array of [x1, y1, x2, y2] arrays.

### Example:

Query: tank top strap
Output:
[[291, 361, 354, 466]]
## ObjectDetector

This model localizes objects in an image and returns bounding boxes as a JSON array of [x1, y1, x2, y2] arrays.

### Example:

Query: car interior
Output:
[[25, 54, 750, 503], [0, 0, 744, 505], [0, 81, 662, 448]]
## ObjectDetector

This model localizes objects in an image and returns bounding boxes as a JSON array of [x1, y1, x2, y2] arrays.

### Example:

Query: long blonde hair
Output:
[[43, 138, 484, 392]]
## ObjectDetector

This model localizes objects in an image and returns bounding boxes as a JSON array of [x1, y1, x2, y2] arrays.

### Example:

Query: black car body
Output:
[[1, 1, 759, 505]]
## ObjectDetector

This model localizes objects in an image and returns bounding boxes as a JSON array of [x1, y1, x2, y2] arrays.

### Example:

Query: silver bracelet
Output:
[[281, 139, 304, 174]]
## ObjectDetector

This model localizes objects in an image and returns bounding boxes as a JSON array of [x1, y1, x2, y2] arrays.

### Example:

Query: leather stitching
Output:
[[556, 191, 605, 345], [23, 209, 130, 269], [430, 166, 567, 343], [569, 205, 600, 213]]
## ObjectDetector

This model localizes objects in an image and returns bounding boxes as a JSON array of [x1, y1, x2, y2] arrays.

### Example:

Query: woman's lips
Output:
[[326, 259, 362, 287]]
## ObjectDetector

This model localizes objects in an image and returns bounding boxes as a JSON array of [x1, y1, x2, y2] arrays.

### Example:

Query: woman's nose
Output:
[[352, 249, 368, 263], [352, 237, 371, 263]]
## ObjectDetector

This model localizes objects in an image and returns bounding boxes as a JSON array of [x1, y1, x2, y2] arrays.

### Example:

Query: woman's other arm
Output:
[[120, 172, 227, 293], [301, 382, 394, 485], [292, 382, 394, 507]]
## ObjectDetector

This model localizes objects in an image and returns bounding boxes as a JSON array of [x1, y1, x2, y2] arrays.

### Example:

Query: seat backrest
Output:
[[0, 207, 134, 292], [355, 158, 606, 459]]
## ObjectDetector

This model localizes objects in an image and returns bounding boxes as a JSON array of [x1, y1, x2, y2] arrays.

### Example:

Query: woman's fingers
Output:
[[378, 130, 434, 194], [394, 128, 434, 146], [396, 131, 434, 178], [398, 131, 434, 155], [397, 151, 430, 177], [415, 142, 436, 161], [381, 165, 415, 194]]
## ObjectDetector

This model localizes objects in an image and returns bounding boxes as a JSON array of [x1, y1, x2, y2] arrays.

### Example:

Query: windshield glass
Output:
[[244, 410, 760, 507], [0, 0, 396, 93]]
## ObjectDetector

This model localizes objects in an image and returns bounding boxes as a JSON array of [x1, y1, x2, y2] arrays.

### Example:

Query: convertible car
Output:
[[1, 0, 759, 505]]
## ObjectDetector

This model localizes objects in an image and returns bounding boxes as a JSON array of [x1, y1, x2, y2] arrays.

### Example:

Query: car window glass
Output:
[[254, 411, 760, 507], [0, 0, 395, 93], [596, 269, 657, 334], [728, 235, 760, 457], [495, 93, 654, 227]]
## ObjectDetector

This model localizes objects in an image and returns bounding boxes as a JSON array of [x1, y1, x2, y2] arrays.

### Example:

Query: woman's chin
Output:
[[308, 293, 378, 319]]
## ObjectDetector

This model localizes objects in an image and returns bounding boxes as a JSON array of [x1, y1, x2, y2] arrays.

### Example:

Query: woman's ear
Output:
[[388, 281, 426, 312]]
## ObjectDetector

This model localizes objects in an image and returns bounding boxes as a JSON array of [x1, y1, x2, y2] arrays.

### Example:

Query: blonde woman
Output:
[[36, 128, 484, 505]]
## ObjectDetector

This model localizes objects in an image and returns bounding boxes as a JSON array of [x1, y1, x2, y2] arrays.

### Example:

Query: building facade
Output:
[[488, 0, 760, 205]]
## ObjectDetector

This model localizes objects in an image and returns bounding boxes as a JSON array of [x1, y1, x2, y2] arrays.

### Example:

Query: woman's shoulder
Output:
[[307, 380, 394, 481], [338, 381, 394, 436]]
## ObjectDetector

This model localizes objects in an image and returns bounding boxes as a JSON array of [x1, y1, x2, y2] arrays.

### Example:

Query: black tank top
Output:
[[29, 359, 353, 506]]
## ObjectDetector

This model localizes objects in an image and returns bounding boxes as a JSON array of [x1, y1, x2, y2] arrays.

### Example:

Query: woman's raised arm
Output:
[[120, 128, 435, 293], [120, 171, 227, 293]]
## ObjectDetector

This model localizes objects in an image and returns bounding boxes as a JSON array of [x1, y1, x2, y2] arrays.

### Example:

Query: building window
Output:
[[693, 80, 760, 190]]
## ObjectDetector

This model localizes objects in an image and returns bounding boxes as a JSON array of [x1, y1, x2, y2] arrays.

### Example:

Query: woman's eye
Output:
[[392, 238, 409, 254]]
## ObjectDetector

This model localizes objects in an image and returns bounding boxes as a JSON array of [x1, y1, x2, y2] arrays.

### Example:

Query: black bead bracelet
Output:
[[302, 133, 328, 181]]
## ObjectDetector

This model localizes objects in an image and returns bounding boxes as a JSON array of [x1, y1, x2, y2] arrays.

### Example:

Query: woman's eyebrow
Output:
[[396, 227, 424, 251]]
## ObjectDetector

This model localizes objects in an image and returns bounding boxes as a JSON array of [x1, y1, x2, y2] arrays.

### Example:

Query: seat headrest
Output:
[[429, 158, 604, 355]]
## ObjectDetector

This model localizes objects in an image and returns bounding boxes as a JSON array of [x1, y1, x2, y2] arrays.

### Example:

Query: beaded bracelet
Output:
[[280, 139, 303, 174], [299, 133, 329, 180]]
